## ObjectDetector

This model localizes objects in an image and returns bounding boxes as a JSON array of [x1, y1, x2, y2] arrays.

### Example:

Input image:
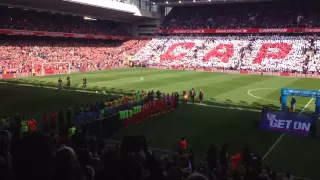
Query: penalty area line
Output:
[[262, 98, 314, 160], [93, 76, 144, 84]]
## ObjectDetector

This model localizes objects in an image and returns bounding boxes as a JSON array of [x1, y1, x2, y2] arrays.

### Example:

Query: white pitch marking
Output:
[[93, 76, 144, 84], [247, 88, 313, 107], [247, 88, 278, 103], [262, 98, 314, 160]]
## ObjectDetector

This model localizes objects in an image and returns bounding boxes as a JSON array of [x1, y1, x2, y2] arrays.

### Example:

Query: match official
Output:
[[199, 89, 204, 103], [190, 88, 196, 103]]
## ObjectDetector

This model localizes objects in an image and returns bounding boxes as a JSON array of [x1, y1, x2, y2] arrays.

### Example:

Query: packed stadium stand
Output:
[[0, 0, 319, 180], [0, 6, 129, 36], [0, 36, 148, 74], [133, 36, 320, 73], [160, 0, 320, 29], [0, 5, 152, 76]]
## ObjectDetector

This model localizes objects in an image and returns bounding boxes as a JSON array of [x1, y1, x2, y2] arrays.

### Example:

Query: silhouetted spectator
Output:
[[12, 132, 55, 180]]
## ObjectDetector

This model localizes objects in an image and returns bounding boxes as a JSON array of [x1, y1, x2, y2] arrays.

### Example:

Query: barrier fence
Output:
[[0, 66, 123, 79], [157, 27, 320, 34], [0, 64, 314, 180], [146, 65, 320, 79], [0, 29, 151, 40], [1, 65, 320, 79]]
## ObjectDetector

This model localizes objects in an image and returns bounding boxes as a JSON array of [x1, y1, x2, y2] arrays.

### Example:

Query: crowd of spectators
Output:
[[0, 6, 129, 36], [2, 129, 291, 180], [0, 36, 148, 74], [0, 1, 317, 180], [133, 35, 320, 73], [0, 90, 292, 180], [161, 0, 320, 29]]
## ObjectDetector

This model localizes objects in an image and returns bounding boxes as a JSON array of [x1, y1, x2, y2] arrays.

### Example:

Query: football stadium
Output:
[[1, 0, 320, 180]]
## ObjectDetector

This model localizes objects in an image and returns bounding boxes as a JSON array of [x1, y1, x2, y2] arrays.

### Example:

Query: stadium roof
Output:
[[0, 0, 157, 22], [154, 0, 276, 6]]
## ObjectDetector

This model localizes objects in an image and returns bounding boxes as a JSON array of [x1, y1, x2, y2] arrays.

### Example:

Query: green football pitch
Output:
[[1, 68, 319, 179]]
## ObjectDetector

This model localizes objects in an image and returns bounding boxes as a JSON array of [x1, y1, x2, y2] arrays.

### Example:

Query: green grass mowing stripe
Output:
[[2, 69, 319, 179], [146, 73, 243, 93], [246, 87, 313, 111], [8, 69, 171, 91], [266, 130, 319, 179], [0, 84, 111, 122], [245, 77, 318, 179], [117, 71, 225, 91], [0, 80, 123, 97], [197, 78, 277, 111], [258, 78, 317, 111], [90, 76, 144, 85], [91, 70, 191, 89], [5, 69, 178, 95], [112, 73, 281, 157], [204, 77, 295, 156], [11, 70, 202, 95], [17, 68, 139, 80], [261, 98, 315, 179], [200, 75, 276, 102], [17, 68, 140, 83], [257, 78, 320, 179], [215, 76, 300, 104], [80, 69, 180, 84], [88, 69, 177, 83], [16, 69, 168, 83], [262, 98, 314, 160], [116, 75, 306, 158], [113, 101, 278, 157]]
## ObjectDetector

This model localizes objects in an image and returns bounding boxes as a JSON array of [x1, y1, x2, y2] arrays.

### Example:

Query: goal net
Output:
[[41, 62, 71, 76]]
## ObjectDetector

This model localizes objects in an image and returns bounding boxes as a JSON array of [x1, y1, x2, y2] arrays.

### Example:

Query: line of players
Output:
[[57, 77, 87, 89]]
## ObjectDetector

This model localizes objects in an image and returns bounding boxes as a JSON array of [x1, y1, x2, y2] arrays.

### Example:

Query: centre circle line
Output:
[[247, 88, 278, 103]]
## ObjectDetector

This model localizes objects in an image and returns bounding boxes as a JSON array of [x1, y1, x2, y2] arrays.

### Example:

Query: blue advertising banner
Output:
[[260, 111, 317, 137], [74, 101, 143, 124], [281, 88, 320, 98]]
